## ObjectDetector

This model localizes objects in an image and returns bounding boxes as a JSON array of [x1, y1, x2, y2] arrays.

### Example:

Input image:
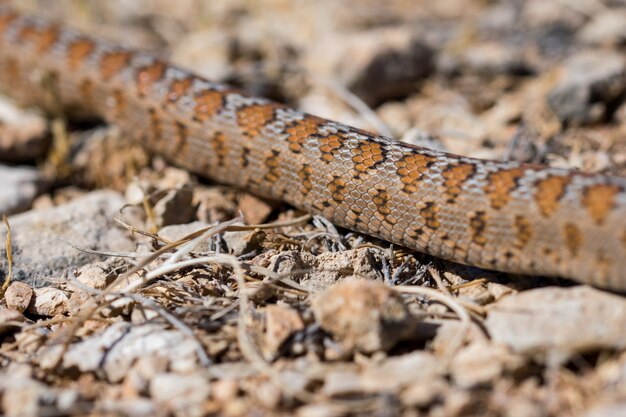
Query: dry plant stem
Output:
[[0, 214, 13, 297], [227, 213, 312, 231]]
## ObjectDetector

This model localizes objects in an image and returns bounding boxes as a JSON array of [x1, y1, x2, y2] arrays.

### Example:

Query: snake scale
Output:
[[1, 7, 625, 291]]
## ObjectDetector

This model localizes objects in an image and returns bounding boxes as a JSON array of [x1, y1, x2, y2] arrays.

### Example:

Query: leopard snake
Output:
[[1, 7, 625, 291]]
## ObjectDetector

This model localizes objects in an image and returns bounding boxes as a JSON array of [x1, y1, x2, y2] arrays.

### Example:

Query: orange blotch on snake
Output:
[[319, 134, 343, 163], [328, 176, 347, 203], [395, 152, 437, 194], [534, 175, 571, 217], [581, 184, 620, 225], [0, 12, 17, 36], [351, 141, 385, 175], [484, 168, 525, 210], [193, 89, 225, 122], [136, 61, 166, 97], [442, 163, 476, 203], [236, 103, 280, 138], [167, 77, 192, 103], [286, 115, 325, 153], [67, 39, 95, 70], [18, 25, 58, 53], [100, 51, 132, 81]]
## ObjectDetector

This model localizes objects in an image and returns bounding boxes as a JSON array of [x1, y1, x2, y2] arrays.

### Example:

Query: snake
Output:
[[0, 7, 625, 291]]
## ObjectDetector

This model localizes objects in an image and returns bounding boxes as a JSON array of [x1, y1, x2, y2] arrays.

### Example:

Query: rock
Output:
[[153, 188, 195, 227], [0, 190, 135, 288], [0, 306, 25, 334], [149, 372, 211, 415], [4, 281, 33, 312], [39, 322, 200, 382], [75, 258, 125, 290], [193, 186, 238, 224], [237, 193, 274, 225], [400, 377, 448, 408], [322, 352, 441, 397], [27, 287, 69, 316], [312, 278, 416, 353], [438, 42, 529, 76], [0, 373, 54, 417], [157, 221, 212, 253], [171, 29, 233, 81], [0, 96, 49, 162], [360, 351, 442, 391], [485, 287, 626, 360], [407, 94, 487, 156], [0, 165, 47, 215], [69, 126, 150, 191], [211, 379, 239, 403], [256, 248, 385, 291], [450, 343, 524, 388], [263, 304, 304, 358], [578, 10, 626, 46], [296, 403, 346, 417], [223, 230, 266, 256], [306, 27, 434, 106], [547, 51, 626, 125], [584, 402, 626, 417], [309, 248, 384, 290]]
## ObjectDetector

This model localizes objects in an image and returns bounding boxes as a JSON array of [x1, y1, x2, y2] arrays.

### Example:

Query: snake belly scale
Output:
[[1, 7, 626, 291]]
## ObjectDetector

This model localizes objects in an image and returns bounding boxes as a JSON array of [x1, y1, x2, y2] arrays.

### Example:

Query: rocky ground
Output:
[[1, 0, 626, 416]]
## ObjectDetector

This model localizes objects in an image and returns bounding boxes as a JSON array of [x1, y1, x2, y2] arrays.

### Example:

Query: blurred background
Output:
[[9, 0, 626, 177]]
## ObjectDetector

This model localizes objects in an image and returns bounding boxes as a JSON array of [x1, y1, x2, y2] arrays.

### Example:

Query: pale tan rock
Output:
[[578, 10, 626, 46], [149, 372, 211, 415], [263, 304, 304, 358], [360, 351, 442, 391], [0, 306, 25, 334], [67, 291, 94, 317], [584, 402, 626, 417], [211, 379, 239, 403], [485, 287, 626, 359], [0, 191, 135, 288], [75, 258, 125, 290], [4, 281, 33, 313], [237, 193, 274, 225], [223, 230, 267, 257], [400, 377, 448, 408], [157, 221, 212, 253], [305, 27, 433, 106], [0, 374, 53, 417], [193, 186, 238, 224], [548, 51, 626, 125], [39, 322, 200, 382], [296, 403, 346, 417], [262, 248, 385, 291], [0, 96, 48, 163], [450, 343, 524, 388], [0, 165, 47, 215], [312, 278, 416, 353], [27, 287, 69, 316], [153, 188, 195, 227]]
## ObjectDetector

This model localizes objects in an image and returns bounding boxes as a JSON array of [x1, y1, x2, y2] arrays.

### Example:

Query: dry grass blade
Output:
[[0, 214, 13, 297]]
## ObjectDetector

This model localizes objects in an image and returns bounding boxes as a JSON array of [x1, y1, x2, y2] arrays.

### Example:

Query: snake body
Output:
[[1, 8, 626, 291]]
